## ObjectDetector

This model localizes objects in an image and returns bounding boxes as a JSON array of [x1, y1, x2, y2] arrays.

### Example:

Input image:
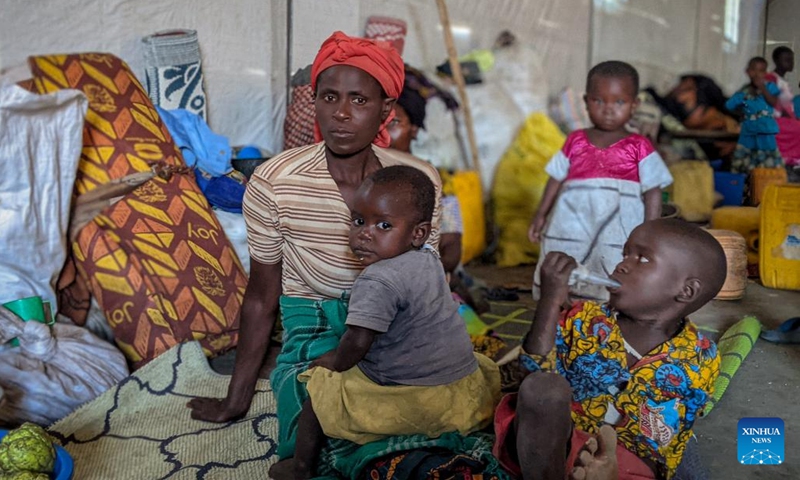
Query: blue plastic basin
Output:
[[0, 429, 73, 479]]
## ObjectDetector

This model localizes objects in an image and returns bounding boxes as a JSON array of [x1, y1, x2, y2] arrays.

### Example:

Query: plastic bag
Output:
[[0, 83, 85, 309], [439, 170, 486, 264], [0, 306, 129, 425], [492, 113, 565, 267]]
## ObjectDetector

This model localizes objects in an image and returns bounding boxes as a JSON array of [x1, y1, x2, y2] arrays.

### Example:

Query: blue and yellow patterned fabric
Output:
[[521, 301, 719, 479]]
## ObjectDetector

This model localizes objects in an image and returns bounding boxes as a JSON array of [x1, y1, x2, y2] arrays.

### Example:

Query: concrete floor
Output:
[[468, 264, 800, 480]]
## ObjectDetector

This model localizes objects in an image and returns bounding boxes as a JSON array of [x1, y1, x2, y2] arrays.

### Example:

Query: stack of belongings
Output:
[[141, 29, 208, 120], [0, 78, 128, 425], [157, 107, 247, 214], [27, 52, 245, 369]]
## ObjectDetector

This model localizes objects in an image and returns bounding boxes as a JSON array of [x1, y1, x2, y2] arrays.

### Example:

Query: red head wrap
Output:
[[311, 31, 404, 148]]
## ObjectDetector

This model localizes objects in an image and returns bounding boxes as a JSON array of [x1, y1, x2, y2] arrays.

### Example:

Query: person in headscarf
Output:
[[310, 31, 405, 148], [188, 30, 443, 463], [388, 66, 464, 276]]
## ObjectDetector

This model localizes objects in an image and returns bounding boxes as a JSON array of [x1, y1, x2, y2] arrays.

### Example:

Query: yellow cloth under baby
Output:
[[299, 353, 501, 445]]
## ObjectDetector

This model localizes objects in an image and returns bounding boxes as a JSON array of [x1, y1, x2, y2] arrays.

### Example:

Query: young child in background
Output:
[[529, 61, 672, 302], [725, 57, 784, 173], [283, 166, 500, 479], [495, 219, 724, 480], [765, 46, 795, 118]]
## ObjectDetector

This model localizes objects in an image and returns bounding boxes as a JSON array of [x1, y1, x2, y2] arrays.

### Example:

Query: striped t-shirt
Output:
[[242, 142, 442, 300]]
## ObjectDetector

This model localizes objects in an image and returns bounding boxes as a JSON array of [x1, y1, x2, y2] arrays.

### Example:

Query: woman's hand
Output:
[[539, 252, 577, 307], [185, 261, 282, 425], [187, 397, 249, 423]]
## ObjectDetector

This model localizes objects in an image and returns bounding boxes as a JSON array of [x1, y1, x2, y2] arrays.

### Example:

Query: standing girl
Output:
[[529, 61, 672, 301], [765, 46, 795, 118], [726, 56, 783, 173]]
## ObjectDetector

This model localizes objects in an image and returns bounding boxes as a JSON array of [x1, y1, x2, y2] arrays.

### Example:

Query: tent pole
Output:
[[436, 0, 482, 180], [285, 0, 293, 108]]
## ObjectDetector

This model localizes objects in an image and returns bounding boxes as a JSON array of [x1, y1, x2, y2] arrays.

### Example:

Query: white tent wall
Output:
[[0, 0, 287, 157], [592, 0, 766, 95], [290, 0, 592, 98], [0, 0, 768, 162], [291, 0, 765, 100], [289, 0, 765, 181]]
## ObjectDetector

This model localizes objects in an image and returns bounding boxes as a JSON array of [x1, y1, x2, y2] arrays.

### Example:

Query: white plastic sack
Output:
[[0, 307, 129, 425], [410, 96, 464, 171], [214, 209, 250, 275], [488, 43, 549, 118], [414, 44, 550, 191], [0, 82, 86, 308]]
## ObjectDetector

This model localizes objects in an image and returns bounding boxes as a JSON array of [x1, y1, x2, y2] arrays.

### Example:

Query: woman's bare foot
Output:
[[570, 425, 619, 480], [268, 458, 295, 480]]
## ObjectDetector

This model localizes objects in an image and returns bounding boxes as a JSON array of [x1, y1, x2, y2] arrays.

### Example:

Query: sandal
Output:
[[760, 317, 800, 344], [486, 287, 519, 302]]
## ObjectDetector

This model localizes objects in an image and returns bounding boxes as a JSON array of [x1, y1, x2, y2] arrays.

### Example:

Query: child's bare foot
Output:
[[268, 458, 295, 480], [570, 425, 619, 480]]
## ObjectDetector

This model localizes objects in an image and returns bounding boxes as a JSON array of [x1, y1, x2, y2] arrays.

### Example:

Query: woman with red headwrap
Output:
[[187, 31, 443, 466]]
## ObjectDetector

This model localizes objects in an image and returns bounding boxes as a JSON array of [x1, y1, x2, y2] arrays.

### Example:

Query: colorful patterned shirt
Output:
[[524, 301, 719, 479]]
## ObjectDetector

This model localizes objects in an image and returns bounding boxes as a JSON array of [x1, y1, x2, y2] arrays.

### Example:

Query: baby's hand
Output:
[[310, 351, 337, 371], [539, 252, 577, 304], [528, 215, 546, 243]]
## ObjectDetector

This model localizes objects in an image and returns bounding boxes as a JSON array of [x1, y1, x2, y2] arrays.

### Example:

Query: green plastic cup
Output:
[[3, 296, 47, 347]]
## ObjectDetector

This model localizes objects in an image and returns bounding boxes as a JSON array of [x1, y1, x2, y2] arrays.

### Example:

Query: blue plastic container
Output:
[[0, 429, 74, 479], [236, 145, 262, 159], [714, 171, 747, 206]]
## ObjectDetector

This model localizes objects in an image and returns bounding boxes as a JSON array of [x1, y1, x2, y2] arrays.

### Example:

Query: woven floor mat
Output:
[[48, 342, 277, 479]]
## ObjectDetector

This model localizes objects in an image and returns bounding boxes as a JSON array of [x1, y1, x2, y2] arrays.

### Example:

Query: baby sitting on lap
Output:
[[275, 165, 500, 479]]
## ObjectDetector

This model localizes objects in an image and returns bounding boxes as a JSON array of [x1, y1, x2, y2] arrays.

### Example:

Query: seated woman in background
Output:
[[387, 74, 463, 277], [387, 70, 494, 318], [646, 74, 738, 161]]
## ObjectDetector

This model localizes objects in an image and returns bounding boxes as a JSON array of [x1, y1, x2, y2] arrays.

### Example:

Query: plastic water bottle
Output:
[[568, 263, 621, 289]]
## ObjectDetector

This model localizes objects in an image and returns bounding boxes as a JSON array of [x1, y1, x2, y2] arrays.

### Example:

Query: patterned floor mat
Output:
[[480, 302, 535, 392], [482, 302, 535, 345], [48, 342, 278, 480]]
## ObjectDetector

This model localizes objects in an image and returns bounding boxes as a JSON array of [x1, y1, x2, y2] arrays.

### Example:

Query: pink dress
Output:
[[533, 130, 672, 301], [766, 71, 800, 166], [765, 72, 795, 118]]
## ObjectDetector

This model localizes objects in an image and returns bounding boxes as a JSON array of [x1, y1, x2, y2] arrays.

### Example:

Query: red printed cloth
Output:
[[29, 53, 243, 368]]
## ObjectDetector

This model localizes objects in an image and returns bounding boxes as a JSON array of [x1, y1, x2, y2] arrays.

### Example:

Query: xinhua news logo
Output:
[[738, 417, 784, 465]]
